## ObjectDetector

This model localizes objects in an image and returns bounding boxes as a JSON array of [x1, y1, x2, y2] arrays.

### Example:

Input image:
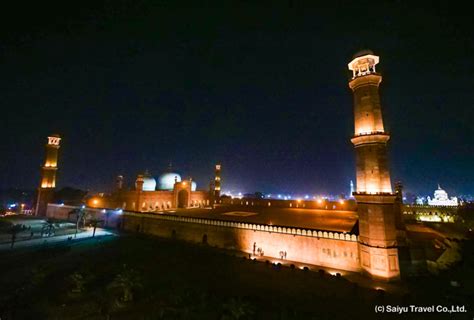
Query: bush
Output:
[[352, 282, 359, 292], [376, 289, 385, 299], [290, 264, 295, 269]]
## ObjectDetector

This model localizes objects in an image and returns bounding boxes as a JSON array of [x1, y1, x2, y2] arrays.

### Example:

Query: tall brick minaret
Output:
[[348, 51, 401, 280], [214, 164, 221, 201], [35, 134, 61, 216]]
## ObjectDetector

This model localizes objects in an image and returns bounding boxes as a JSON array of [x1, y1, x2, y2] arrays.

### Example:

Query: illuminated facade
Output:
[[427, 185, 458, 206], [35, 134, 61, 216], [87, 167, 213, 211], [349, 51, 403, 280]]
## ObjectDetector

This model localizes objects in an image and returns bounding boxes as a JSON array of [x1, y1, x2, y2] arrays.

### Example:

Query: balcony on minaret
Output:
[[348, 51, 379, 79]]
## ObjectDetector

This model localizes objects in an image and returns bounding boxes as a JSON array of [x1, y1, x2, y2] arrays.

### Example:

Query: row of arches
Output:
[[124, 201, 172, 212], [228, 200, 343, 210]]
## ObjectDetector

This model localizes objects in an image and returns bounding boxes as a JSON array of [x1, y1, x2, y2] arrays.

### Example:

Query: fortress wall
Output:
[[190, 191, 209, 204], [47, 204, 361, 272], [220, 197, 357, 211]]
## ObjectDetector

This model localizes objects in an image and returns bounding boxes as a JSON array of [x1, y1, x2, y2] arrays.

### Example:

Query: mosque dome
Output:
[[434, 185, 448, 201], [142, 176, 157, 191], [191, 181, 197, 191], [158, 172, 181, 190], [136, 173, 157, 191]]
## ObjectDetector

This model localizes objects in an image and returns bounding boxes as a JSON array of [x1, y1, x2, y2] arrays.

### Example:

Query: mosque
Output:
[[36, 50, 462, 282], [84, 164, 221, 211], [404, 185, 460, 223], [426, 185, 459, 206]]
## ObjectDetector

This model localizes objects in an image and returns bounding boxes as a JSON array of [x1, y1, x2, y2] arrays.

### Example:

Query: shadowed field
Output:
[[0, 234, 472, 319]]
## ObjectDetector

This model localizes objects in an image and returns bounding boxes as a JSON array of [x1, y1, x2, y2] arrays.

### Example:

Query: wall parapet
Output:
[[46, 204, 359, 242], [124, 211, 359, 242]]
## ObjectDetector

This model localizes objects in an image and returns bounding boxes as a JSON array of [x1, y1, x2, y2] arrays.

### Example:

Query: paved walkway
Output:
[[0, 228, 115, 251]]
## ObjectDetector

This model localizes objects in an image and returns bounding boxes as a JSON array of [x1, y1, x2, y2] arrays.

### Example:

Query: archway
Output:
[[178, 189, 189, 208]]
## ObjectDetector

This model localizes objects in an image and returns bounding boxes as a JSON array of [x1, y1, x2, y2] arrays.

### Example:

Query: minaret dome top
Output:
[[348, 50, 379, 78]]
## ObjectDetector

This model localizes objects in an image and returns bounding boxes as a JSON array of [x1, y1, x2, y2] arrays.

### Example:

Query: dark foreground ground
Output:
[[0, 234, 472, 320]]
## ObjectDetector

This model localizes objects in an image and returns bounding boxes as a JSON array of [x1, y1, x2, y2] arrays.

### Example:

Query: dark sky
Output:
[[1, 1, 473, 196]]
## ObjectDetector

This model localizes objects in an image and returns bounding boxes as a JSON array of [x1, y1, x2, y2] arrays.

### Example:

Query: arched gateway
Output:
[[178, 189, 189, 208]]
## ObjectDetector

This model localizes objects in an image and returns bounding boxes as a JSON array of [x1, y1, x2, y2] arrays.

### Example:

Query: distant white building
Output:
[[427, 185, 458, 206]]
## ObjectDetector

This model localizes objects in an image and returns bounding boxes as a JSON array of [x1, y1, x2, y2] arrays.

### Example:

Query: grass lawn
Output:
[[0, 234, 471, 319]]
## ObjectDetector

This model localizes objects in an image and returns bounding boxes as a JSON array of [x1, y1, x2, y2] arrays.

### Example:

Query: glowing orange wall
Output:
[[47, 205, 362, 272], [122, 214, 362, 272]]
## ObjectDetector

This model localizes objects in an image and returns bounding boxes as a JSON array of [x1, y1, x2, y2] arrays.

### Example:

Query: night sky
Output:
[[1, 1, 473, 196]]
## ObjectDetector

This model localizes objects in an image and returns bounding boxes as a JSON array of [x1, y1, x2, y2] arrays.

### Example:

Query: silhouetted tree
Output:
[[222, 297, 255, 320], [107, 264, 142, 308], [8, 224, 25, 248], [67, 272, 86, 297], [54, 187, 88, 206], [68, 207, 89, 238], [89, 218, 104, 237]]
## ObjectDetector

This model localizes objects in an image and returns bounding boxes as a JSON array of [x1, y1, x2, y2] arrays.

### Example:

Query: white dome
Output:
[[434, 189, 448, 200], [434, 186, 448, 201], [191, 181, 197, 191], [136, 174, 156, 191], [158, 172, 181, 190], [142, 176, 157, 191]]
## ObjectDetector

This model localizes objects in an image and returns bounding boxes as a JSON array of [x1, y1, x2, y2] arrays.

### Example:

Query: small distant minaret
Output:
[[35, 134, 61, 216], [349, 180, 355, 198], [116, 175, 124, 190], [395, 181, 403, 202], [135, 174, 144, 211], [214, 164, 221, 200]]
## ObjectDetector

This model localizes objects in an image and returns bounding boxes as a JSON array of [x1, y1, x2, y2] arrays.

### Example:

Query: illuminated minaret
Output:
[[35, 134, 61, 216], [214, 164, 221, 201], [135, 174, 144, 211], [348, 51, 401, 280], [349, 51, 391, 193]]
